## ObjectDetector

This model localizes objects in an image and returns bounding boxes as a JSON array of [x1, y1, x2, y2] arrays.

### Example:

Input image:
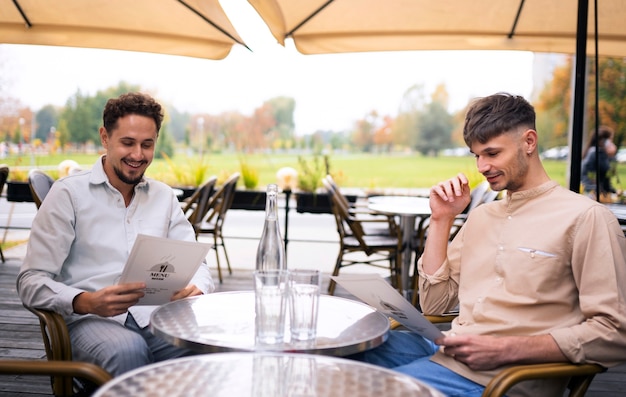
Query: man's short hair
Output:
[[463, 92, 536, 147], [102, 92, 164, 135]]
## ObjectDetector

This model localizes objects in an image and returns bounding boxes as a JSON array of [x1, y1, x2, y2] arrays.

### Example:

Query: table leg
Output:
[[399, 215, 417, 299]]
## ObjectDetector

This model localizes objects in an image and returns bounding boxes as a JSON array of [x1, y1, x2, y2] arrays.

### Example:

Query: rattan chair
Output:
[[389, 316, 604, 397], [24, 306, 80, 396], [0, 164, 8, 262], [181, 176, 218, 226], [0, 360, 111, 392], [193, 173, 240, 283], [323, 177, 402, 295], [325, 174, 397, 236], [28, 169, 55, 209]]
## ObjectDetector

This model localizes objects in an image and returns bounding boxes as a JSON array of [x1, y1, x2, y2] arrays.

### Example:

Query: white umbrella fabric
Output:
[[249, 0, 624, 192], [248, 0, 625, 57], [0, 0, 248, 60]]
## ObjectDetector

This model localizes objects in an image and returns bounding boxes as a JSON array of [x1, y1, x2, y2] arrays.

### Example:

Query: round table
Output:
[[368, 196, 431, 296], [93, 352, 445, 397], [150, 291, 390, 356]]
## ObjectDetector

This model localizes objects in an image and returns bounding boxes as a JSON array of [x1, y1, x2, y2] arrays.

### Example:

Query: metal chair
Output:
[[323, 177, 402, 295], [28, 169, 55, 209], [193, 173, 240, 283]]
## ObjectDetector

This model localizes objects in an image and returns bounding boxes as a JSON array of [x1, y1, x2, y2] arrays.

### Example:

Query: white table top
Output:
[[93, 352, 445, 397], [150, 291, 390, 356], [368, 195, 431, 217]]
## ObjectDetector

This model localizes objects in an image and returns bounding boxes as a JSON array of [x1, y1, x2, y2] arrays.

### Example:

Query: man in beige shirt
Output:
[[351, 93, 626, 397]]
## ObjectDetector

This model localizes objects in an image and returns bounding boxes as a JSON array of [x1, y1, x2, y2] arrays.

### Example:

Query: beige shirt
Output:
[[418, 181, 626, 397]]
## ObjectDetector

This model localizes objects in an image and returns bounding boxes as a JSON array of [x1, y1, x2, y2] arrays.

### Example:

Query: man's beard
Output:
[[114, 164, 144, 186]]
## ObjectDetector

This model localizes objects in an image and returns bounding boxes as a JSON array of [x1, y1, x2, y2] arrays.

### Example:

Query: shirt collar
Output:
[[504, 180, 559, 211]]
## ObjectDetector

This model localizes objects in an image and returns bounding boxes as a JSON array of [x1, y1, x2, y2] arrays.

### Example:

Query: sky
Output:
[[0, 1, 540, 136]]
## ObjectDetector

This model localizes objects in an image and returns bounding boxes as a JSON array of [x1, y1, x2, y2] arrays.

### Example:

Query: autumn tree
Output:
[[535, 56, 626, 150], [372, 115, 394, 152], [351, 110, 382, 152], [265, 96, 295, 143], [392, 84, 427, 148]]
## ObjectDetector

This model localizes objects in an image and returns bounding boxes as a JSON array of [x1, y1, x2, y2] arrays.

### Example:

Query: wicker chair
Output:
[[193, 173, 240, 283], [323, 176, 402, 295]]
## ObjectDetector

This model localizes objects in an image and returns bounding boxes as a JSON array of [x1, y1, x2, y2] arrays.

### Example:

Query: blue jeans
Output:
[[348, 331, 486, 397], [68, 313, 195, 376]]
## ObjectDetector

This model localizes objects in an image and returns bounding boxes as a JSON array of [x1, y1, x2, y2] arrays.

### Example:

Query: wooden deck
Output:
[[1, 247, 625, 396]]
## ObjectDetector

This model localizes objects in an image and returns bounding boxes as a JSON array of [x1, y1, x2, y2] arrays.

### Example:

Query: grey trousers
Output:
[[67, 313, 195, 377]]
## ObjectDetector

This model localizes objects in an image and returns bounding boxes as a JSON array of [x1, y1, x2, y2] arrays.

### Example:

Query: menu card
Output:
[[118, 234, 211, 305], [331, 274, 444, 342]]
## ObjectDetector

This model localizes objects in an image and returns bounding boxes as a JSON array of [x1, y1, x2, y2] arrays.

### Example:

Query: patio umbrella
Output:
[[0, 0, 248, 60], [248, 0, 624, 56], [248, 0, 624, 192]]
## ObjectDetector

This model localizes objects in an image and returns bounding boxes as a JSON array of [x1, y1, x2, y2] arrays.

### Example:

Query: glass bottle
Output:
[[256, 184, 286, 270]]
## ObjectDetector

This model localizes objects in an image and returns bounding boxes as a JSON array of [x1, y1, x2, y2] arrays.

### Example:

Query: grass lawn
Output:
[[3, 152, 625, 192]]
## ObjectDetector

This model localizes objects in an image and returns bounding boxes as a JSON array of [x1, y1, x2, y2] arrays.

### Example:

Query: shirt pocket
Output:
[[504, 247, 566, 296]]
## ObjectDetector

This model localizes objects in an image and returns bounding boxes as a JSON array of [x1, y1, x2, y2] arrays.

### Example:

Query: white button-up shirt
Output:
[[17, 156, 214, 327]]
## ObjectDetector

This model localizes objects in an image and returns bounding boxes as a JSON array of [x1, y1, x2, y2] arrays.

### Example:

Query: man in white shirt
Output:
[[17, 93, 214, 381]]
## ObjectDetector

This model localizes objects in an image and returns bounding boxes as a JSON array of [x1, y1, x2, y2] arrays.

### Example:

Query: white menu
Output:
[[331, 274, 444, 342], [118, 234, 211, 305]]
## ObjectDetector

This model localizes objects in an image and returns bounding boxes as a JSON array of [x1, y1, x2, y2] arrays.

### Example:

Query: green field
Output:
[[4, 152, 625, 192]]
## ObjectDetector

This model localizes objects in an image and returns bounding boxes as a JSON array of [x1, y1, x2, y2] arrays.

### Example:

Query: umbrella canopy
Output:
[[249, 0, 624, 193], [0, 0, 248, 60], [249, 0, 626, 57]]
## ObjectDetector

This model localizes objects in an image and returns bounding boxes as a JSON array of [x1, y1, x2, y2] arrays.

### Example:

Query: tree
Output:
[[155, 123, 175, 159], [392, 84, 427, 148], [534, 57, 573, 149], [414, 100, 454, 156], [409, 85, 455, 156], [351, 110, 381, 152], [35, 105, 59, 141], [535, 56, 626, 150], [265, 96, 295, 141], [60, 82, 143, 147], [372, 116, 394, 152]]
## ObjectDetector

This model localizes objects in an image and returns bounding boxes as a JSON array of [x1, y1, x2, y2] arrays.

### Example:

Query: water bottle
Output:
[[256, 184, 286, 270]]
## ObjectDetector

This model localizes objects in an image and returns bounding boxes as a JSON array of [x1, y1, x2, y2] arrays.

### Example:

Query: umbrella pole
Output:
[[569, 0, 589, 193]]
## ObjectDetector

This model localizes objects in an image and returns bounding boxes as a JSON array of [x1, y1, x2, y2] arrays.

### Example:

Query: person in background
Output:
[[581, 125, 618, 198], [350, 93, 626, 397], [17, 93, 214, 382]]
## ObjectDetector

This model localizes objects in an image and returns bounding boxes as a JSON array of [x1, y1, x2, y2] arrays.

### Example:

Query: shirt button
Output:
[[477, 297, 484, 303], [495, 277, 502, 283], [507, 215, 512, 220], [498, 246, 504, 251]]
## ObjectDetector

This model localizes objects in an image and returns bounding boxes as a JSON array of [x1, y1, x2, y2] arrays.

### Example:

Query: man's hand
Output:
[[73, 283, 145, 317], [429, 173, 472, 221], [170, 284, 203, 301], [436, 333, 567, 371]]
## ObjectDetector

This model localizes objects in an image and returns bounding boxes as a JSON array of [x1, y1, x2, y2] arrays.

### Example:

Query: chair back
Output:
[[196, 173, 240, 233], [0, 164, 8, 196], [25, 306, 74, 395], [183, 176, 218, 226], [28, 169, 55, 209], [325, 174, 354, 210], [323, 176, 368, 249]]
